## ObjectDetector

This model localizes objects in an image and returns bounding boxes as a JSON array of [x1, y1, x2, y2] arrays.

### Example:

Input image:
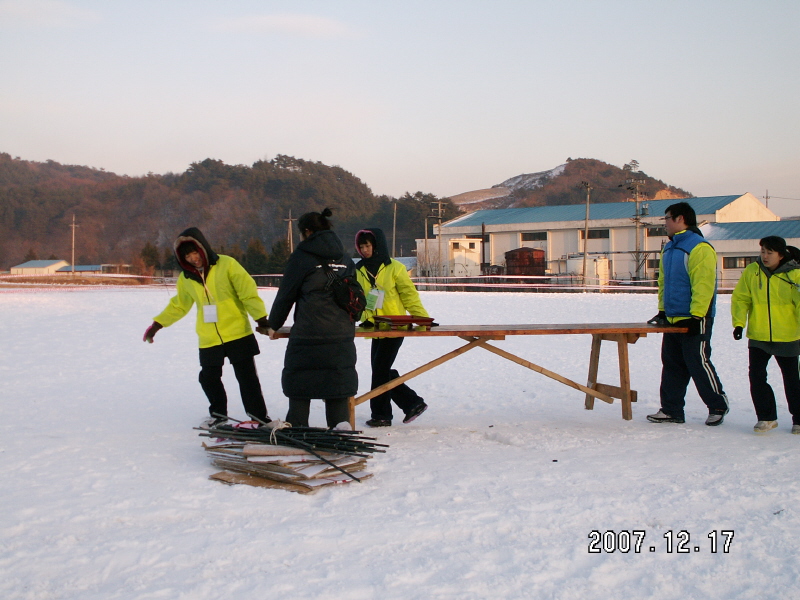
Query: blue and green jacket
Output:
[[658, 229, 717, 322]]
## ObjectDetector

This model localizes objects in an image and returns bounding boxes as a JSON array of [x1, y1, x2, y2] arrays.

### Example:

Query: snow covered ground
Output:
[[1, 287, 798, 600]]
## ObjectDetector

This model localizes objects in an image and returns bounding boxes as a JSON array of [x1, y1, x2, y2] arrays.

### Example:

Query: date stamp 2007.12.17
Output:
[[588, 530, 734, 554]]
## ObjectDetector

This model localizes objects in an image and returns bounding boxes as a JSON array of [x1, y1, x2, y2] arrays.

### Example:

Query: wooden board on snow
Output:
[[209, 471, 316, 495]]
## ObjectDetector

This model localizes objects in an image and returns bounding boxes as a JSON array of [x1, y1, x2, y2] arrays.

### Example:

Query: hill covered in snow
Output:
[[449, 158, 692, 210]]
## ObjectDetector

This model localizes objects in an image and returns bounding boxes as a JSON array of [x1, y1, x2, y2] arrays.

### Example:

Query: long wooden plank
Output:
[[463, 337, 615, 404], [584, 334, 603, 411], [593, 382, 638, 402], [268, 322, 683, 339]]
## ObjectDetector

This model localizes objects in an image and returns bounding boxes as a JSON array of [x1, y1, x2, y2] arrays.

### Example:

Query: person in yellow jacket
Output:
[[143, 227, 271, 428], [355, 228, 429, 427], [731, 235, 800, 434]]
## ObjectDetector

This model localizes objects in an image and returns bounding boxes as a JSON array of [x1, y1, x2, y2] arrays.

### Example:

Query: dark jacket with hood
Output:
[[154, 227, 266, 349], [268, 229, 357, 399]]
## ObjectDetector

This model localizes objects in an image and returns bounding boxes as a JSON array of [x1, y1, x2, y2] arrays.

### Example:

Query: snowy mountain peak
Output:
[[494, 164, 567, 192]]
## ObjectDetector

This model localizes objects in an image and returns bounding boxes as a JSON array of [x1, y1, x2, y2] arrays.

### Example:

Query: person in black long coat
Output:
[[265, 208, 357, 428]]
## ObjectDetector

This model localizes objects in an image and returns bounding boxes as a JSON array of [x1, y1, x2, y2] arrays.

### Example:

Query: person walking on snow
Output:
[[646, 202, 729, 426], [143, 227, 271, 428], [731, 236, 800, 434], [355, 228, 429, 427]]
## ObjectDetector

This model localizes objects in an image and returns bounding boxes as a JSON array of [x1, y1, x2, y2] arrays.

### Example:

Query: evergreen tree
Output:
[[162, 247, 179, 271], [242, 239, 270, 275], [140, 242, 161, 269], [24, 248, 38, 261], [266, 239, 291, 274]]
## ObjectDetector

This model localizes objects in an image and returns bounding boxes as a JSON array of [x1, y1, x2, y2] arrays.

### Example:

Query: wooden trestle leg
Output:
[[584, 333, 642, 420]]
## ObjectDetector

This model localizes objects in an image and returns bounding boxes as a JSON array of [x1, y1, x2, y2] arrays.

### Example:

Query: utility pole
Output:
[[581, 182, 592, 287], [625, 176, 647, 280], [69, 214, 78, 274], [481, 222, 487, 275], [423, 216, 428, 276], [392, 200, 397, 257], [430, 200, 445, 276], [284, 209, 297, 251], [764, 189, 770, 209]]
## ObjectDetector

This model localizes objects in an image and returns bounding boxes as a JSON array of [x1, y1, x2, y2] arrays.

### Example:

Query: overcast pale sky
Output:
[[1, 0, 798, 214]]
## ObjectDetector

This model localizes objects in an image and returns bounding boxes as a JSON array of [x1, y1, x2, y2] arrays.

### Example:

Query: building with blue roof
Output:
[[56, 265, 103, 274], [10, 259, 69, 275], [416, 193, 786, 284]]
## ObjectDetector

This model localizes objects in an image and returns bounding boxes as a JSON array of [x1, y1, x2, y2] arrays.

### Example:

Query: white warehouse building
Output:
[[417, 193, 797, 286]]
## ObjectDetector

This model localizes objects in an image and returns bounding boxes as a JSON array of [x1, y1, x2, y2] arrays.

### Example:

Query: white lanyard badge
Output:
[[200, 268, 218, 323], [366, 288, 385, 311], [203, 304, 218, 323]]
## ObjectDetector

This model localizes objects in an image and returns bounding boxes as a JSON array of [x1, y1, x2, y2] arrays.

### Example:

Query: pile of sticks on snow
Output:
[[198, 417, 388, 494]]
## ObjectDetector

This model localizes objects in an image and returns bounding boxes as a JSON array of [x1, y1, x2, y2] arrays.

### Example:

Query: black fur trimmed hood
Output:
[[173, 227, 219, 283]]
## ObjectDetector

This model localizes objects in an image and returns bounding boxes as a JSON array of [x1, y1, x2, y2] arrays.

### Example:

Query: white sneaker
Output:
[[647, 410, 685, 424], [792, 424, 800, 435], [705, 409, 728, 427], [754, 420, 778, 433]]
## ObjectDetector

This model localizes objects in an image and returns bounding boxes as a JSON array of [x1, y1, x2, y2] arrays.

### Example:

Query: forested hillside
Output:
[[0, 153, 458, 272]]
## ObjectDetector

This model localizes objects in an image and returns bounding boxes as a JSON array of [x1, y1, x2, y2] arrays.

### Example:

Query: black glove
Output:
[[359, 320, 375, 328], [647, 311, 667, 325], [674, 317, 701, 336], [255, 316, 269, 335], [733, 326, 743, 340], [143, 321, 163, 343]]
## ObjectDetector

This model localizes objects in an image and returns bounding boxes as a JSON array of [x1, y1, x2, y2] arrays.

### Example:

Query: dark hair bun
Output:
[[322, 207, 333, 218]]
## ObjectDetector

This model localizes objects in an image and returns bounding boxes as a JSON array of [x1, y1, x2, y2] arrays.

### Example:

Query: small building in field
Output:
[[54, 264, 135, 275], [56, 265, 104, 275], [100, 264, 134, 274], [10, 260, 69, 275]]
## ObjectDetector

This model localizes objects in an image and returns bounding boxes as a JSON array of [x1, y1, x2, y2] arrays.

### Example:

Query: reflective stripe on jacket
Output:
[[154, 255, 266, 348], [731, 260, 800, 342]]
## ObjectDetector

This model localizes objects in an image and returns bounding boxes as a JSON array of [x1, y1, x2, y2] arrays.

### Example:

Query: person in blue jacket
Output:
[[647, 202, 729, 426]]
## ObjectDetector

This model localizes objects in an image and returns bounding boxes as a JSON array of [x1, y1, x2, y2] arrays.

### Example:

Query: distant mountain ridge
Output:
[[449, 158, 691, 210]]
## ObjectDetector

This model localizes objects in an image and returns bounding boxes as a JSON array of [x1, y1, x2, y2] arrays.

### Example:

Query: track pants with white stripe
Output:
[[659, 316, 729, 419]]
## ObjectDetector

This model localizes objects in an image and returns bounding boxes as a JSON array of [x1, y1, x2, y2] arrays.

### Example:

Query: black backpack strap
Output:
[[317, 258, 341, 290]]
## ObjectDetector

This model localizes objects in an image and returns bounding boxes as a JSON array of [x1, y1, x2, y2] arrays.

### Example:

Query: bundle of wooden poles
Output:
[[198, 416, 388, 494]]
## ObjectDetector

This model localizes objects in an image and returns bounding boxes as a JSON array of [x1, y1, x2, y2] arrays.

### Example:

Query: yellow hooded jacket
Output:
[[155, 255, 266, 348], [356, 259, 429, 321], [731, 259, 800, 343]]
